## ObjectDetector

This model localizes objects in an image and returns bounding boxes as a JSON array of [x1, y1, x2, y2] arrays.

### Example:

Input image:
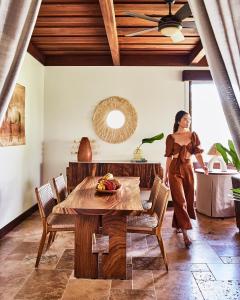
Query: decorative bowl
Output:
[[96, 184, 121, 194]]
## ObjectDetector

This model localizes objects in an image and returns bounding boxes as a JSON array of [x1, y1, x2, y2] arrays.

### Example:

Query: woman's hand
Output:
[[164, 175, 169, 187], [203, 165, 209, 175]]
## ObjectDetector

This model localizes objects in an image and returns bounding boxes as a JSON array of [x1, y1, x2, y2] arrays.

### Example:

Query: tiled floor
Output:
[[0, 208, 240, 300]]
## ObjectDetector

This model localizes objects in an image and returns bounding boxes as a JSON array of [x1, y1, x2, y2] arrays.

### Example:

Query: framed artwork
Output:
[[0, 83, 25, 146]]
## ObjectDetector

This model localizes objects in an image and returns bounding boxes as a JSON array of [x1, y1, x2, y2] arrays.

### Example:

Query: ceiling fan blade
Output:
[[182, 21, 196, 28], [124, 12, 160, 23], [125, 27, 158, 37], [171, 31, 185, 43], [174, 3, 192, 21]]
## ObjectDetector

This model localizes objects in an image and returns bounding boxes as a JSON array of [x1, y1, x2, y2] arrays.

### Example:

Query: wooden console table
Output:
[[67, 161, 163, 191]]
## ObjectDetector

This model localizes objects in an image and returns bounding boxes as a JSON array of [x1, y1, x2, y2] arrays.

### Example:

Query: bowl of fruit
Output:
[[96, 173, 121, 193]]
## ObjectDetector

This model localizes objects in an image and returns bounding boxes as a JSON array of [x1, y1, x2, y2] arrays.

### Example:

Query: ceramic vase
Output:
[[77, 137, 92, 162]]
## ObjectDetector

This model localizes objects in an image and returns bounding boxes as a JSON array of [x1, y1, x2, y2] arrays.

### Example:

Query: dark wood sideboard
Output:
[[67, 161, 163, 191]]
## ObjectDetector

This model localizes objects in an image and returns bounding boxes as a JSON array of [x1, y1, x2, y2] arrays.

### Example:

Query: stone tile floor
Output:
[[0, 208, 240, 300]]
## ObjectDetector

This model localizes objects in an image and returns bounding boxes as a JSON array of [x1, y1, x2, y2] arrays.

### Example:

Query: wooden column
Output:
[[75, 215, 99, 278], [102, 215, 127, 279]]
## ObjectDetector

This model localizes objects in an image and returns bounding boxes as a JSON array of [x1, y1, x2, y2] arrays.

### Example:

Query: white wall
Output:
[[43, 66, 199, 181], [0, 53, 44, 229]]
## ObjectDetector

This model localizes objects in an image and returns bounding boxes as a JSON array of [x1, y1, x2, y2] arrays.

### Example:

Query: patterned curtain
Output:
[[0, 0, 41, 124], [189, 0, 240, 156]]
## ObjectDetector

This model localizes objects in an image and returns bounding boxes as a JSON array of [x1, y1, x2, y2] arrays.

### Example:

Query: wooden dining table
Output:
[[52, 176, 143, 279]]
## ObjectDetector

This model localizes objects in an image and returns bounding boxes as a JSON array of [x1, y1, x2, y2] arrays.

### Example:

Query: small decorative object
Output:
[[0, 83, 25, 146], [96, 173, 121, 193], [216, 140, 240, 172], [77, 137, 92, 162], [132, 132, 164, 162], [133, 147, 145, 161], [207, 143, 227, 172]]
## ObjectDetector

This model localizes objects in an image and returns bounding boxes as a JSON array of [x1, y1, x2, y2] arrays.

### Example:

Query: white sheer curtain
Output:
[[0, 0, 41, 124], [189, 0, 240, 156]]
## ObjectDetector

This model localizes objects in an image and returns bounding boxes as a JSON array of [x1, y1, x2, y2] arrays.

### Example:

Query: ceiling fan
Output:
[[124, 0, 195, 43]]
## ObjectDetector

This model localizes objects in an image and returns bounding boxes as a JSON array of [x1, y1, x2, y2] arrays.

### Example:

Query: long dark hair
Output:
[[173, 110, 188, 133]]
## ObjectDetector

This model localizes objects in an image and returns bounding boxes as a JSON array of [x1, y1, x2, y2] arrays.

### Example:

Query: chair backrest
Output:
[[35, 183, 56, 219], [148, 176, 162, 212], [154, 182, 170, 228], [53, 173, 68, 203]]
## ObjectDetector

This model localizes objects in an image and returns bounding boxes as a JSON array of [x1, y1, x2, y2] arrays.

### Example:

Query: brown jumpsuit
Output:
[[165, 132, 203, 230]]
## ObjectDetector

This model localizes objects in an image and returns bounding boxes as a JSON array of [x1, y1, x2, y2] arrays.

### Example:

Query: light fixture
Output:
[[159, 22, 184, 42], [207, 143, 227, 172], [160, 25, 182, 36]]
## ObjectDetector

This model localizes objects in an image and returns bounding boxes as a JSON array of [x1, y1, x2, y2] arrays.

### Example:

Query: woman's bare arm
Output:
[[164, 157, 173, 186], [195, 153, 208, 175]]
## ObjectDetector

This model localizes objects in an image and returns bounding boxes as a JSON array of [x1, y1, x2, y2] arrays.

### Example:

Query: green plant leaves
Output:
[[141, 133, 164, 145], [216, 140, 240, 171], [215, 143, 230, 164]]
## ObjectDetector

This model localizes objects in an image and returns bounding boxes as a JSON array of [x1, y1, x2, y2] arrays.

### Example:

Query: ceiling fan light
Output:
[[160, 26, 182, 37]]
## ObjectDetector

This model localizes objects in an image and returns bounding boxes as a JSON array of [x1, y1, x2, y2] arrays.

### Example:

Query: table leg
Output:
[[75, 215, 99, 278], [102, 215, 126, 279]]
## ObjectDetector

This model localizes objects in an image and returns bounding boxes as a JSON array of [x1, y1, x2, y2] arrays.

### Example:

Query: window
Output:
[[190, 82, 232, 155]]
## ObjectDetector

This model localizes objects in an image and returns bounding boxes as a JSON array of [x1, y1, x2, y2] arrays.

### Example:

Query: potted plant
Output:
[[133, 133, 164, 161], [216, 140, 240, 232]]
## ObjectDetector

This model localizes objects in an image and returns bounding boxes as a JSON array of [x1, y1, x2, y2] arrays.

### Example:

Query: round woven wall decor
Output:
[[92, 96, 137, 144]]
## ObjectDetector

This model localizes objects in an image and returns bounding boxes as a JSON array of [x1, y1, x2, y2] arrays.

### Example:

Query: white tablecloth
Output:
[[195, 169, 237, 217]]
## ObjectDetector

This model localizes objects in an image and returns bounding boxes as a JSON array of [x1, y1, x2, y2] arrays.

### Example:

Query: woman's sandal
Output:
[[183, 236, 192, 249]]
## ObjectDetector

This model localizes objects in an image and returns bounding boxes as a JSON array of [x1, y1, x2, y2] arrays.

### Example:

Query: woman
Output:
[[164, 110, 208, 248]]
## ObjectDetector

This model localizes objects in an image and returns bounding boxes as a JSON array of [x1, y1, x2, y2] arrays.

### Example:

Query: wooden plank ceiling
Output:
[[29, 0, 206, 66]]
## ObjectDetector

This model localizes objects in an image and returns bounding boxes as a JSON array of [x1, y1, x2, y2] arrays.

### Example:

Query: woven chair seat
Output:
[[48, 214, 75, 229], [127, 214, 158, 228]]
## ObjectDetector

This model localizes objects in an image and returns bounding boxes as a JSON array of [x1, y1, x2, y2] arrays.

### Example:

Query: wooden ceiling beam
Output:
[[43, 50, 190, 56], [117, 27, 198, 37], [33, 27, 107, 36], [116, 17, 193, 27], [32, 36, 108, 44], [45, 54, 189, 66], [182, 70, 212, 81], [32, 28, 199, 41], [37, 44, 110, 51], [45, 55, 113, 66], [36, 16, 104, 27], [120, 44, 195, 50], [188, 41, 205, 65], [114, 0, 188, 2], [114, 4, 187, 16], [38, 3, 190, 17], [43, 50, 111, 56], [119, 36, 199, 44], [38, 4, 102, 17], [99, 0, 120, 66], [27, 42, 45, 65]]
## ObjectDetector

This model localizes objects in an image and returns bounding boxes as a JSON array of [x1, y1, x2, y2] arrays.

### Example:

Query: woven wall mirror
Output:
[[92, 96, 137, 144]]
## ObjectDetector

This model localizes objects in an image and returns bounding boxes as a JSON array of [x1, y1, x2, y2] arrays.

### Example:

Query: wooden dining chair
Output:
[[35, 182, 75, 267], [53, 173, 68, 203], [127, 181, 170, 271], [141, 176, 162, 214]]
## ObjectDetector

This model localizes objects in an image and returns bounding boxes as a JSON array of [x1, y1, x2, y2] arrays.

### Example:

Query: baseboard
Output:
[[0, 204, 38, 239]]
